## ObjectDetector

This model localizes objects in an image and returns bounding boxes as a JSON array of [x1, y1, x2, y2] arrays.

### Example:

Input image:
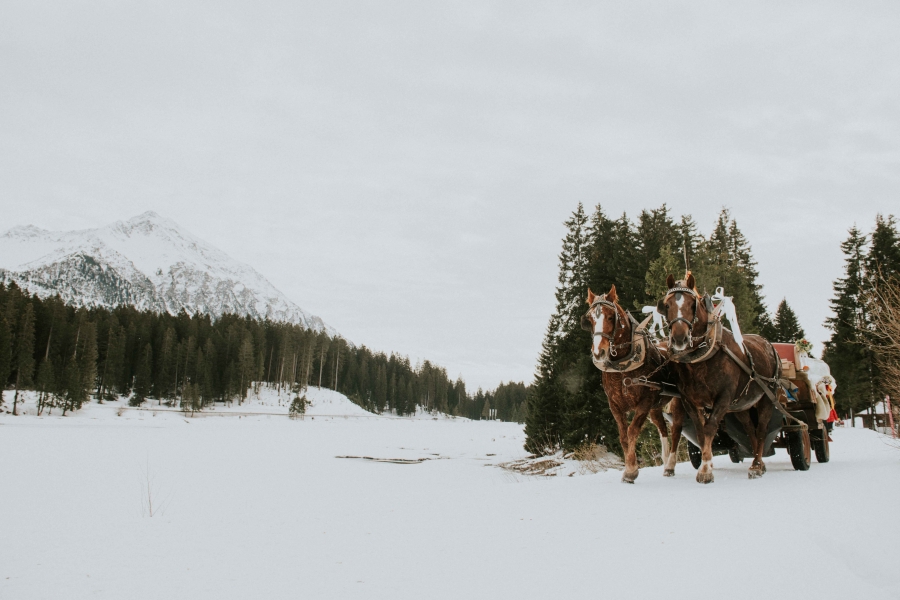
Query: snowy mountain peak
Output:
[[2, 224, 51, 240], [0, 213, 335, 334], [111, 211, 188, 237]]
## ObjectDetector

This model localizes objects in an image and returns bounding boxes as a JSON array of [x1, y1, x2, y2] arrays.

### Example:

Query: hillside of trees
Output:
[[0, 282, 527, 421], [525, 204, 810, 455]]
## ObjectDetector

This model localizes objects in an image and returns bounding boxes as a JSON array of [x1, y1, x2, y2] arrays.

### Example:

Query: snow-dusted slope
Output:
[[0, 212, 334, 333]]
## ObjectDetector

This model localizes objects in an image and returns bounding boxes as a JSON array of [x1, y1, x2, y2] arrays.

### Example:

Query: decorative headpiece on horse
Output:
[[657, 272, 715, 352]]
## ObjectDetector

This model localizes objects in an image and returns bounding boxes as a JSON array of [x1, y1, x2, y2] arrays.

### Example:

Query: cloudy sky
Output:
[[2, 2, 899, 389]]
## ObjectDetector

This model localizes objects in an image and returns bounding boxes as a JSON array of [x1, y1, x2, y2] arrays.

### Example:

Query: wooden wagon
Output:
[[662, 341, 832, 471]]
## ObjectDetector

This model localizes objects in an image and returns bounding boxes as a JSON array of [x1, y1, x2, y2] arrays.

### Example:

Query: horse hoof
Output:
[[663, 469, 675, 477], [696, 472, 714, 484], [622, 471, 638, 484], [748, 468, 764, 479]]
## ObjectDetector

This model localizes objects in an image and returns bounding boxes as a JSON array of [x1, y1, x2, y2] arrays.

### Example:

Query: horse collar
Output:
[[669, 318, 723, 364], [592, 314, 653, 373]]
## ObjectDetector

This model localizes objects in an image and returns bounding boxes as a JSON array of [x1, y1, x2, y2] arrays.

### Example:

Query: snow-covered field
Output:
[[1, 390, 897, 600]]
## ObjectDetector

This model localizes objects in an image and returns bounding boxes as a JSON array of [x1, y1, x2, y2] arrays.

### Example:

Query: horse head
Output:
[[582, 285, 627, 360], [657, 272, 708, 353]]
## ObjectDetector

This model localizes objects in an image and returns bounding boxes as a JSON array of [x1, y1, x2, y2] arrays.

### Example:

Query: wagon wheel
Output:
[[788, 429, 811, 471], [687, 440, 702, 470], [728, 447, 743, 463], [813, 429, 830, 463]]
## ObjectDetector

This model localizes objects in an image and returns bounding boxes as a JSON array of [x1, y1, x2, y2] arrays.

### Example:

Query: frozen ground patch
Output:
[[0, 397, 897, 600]]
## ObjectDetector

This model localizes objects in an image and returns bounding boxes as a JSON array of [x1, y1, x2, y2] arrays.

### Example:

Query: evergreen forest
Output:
[[0, 282, 528, 421]]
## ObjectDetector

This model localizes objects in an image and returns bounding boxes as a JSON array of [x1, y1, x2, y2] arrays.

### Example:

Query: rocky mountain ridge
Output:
[[0, 211, 334, 333]]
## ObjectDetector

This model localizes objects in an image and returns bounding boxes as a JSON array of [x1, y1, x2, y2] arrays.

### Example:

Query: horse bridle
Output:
[[662, 286, 713, 349], [588, 294, 625, 357]]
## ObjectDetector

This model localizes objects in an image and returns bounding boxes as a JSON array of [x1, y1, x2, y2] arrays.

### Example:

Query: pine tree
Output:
[[587, 208, 642, 305], [12, 302, 35, 415], [156, 327, 176, 402], [79, 321, 98, 403], [133, 343, 153, 406], [61, 359, 82, 416], [374, 364, 387, 413], [771, 299, 805, 343], [634, 205, 679, 305], [481, 395, 491, 420], [35, 359, 55, 415], [677, 214, 704, 272], [237, 333, 255, 402], [0, 314, 11, 407], [525, 204, 589, 453], [644, 243, 682, 303], [692, 209, 765, 334], [823, 226, 876, 417], [867, 214, 900, 283]]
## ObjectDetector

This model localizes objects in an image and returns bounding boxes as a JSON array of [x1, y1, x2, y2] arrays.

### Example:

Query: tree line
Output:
[[525, 204, 808, 455], [0, 282, 527, 421]]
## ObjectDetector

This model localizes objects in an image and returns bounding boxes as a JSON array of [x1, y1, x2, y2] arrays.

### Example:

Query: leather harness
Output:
[[588, 295, 658, 374], [662, 284, 807, 430]]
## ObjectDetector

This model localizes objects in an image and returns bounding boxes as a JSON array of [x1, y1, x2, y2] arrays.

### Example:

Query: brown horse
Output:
[[657, 273, 778, 483], [581, 285, 684, 483]]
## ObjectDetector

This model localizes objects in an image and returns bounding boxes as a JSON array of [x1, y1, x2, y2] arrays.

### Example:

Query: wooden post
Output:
[[886, 395, 896, 438]]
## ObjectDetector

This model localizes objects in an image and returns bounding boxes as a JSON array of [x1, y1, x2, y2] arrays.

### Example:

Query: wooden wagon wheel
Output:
[[788, 429, 811, 471], [813, 429, 830, 463]]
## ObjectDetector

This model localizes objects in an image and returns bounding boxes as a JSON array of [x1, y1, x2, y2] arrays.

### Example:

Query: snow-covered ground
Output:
[[1, 390, 897, 600]]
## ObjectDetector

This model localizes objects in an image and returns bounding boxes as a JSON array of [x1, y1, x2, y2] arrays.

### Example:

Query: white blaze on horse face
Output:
[[592, 310, 605, 356], [669, 292, 690, 349], [675, 292, 686, 317]]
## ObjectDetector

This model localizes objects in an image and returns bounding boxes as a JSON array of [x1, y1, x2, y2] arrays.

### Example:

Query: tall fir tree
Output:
[[867, 214, 900, 283], [823, 226, 877, 417], [634, 205, 679, 306], [644, 243, 682, 303], [79, 320, 98, 404], [133, 343, 153, 405], [0, 314, 12, 404], [692, 209, 765, 334], [12, 302, 36, 415], [770, 299, 806, 343], [526, 204, 589, 453]]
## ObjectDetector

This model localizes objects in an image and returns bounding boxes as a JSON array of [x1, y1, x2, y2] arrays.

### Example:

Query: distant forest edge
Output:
[[0, 282, 527, 421], [525, 204, 900, 456]]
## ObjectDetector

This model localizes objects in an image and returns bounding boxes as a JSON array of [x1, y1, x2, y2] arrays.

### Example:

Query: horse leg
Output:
[[734, 410, 763, 479], [647, 408, 671, 475], [696, 400, 730, 484], [752, 399, 773, 476], [662, 399, 684, 477], [610, 409, 634, 483], [620, 406, 652, 483], [682, 402, 713, 484]]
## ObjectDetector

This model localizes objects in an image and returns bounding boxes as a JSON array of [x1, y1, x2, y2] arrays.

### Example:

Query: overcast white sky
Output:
[[2, 2, 899, 389]]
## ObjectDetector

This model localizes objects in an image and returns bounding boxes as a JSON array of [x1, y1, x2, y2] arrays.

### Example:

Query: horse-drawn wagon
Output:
[[666, 334, 836, 473], [583, 272, 836, 484]]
